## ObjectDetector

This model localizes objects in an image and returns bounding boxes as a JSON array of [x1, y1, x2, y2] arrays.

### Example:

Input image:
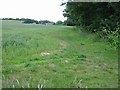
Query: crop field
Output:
[[2, 20, 118, 88]]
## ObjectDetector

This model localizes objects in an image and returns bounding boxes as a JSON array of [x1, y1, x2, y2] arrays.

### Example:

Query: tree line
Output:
[[1, 18, 56, 24], [62, 1, 120, 47], [2, 18, 67, 25]]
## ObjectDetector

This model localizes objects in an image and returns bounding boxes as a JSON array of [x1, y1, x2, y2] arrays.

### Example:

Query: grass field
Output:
[[2, 20, 118, 88]]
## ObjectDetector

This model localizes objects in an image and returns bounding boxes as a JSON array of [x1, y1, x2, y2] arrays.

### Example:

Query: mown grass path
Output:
[[2, 20, 118, 88]]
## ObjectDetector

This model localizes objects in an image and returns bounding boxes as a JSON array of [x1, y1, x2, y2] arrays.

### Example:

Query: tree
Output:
[[62, 1, 120, 47], [55, 20, 63, 25], [63, 2, 120, 32]]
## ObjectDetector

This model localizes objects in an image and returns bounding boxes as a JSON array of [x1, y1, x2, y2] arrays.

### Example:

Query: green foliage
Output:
[[23, 19, 38, 24], [55, 20, 63, 25], [63, 2, 120, 47]]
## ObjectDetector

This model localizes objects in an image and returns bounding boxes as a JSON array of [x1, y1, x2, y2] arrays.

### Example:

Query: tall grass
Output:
[[2, 20, 118, 88]]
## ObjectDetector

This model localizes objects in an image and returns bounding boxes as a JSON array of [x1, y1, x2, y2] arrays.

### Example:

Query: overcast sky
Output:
[[0, 0, 68, 22]]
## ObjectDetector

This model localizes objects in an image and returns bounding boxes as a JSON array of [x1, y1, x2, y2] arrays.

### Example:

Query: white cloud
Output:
[[0, 0, 67, 22]]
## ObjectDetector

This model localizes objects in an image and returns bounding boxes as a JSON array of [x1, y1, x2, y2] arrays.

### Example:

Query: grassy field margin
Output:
[[2, 20, 118, 88]]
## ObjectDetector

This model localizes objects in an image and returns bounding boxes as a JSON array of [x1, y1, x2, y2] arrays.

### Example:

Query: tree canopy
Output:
[[62, 1, 120, 47]]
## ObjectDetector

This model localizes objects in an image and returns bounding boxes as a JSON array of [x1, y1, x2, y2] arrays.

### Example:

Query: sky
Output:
[[0, 0, 68, 22]]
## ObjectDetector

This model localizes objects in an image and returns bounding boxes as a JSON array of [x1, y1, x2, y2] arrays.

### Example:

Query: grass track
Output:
[[2, 20, 118, 88]]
